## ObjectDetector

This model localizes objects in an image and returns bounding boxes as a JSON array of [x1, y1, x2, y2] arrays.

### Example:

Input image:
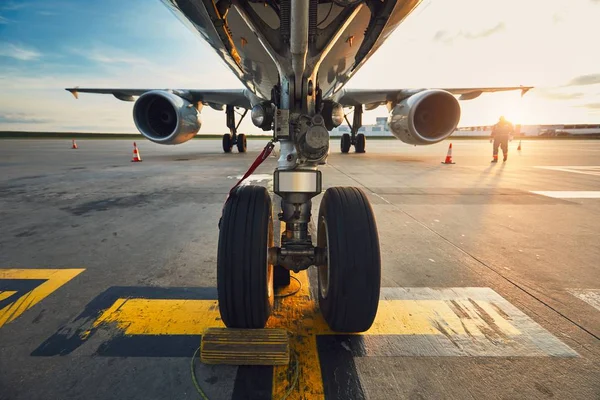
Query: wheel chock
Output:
[[200, 328, 289, 366]]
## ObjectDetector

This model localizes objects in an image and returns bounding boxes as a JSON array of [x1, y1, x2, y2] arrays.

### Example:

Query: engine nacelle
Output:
[[133, 90, 201, 144], [387, 89, 461, 145]]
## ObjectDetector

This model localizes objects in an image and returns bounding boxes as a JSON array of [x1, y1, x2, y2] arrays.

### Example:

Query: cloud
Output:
[[434, 22, 505, 44], [65, 46, 152, 66], [0, 1, 28, 11], [0, 15, 10, 24], [0, 113, 52, 124], [0, 42, 42, 61], [567, 74, 600, 86], [464, 23, 505, 39], [536, 89, 584, 100], [580, 103, 600, 109]]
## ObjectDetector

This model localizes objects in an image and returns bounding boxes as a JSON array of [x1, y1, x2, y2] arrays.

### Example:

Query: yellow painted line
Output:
[[269, 269, 326, 400], [0, 268, 84, 327], [90, 296, 521, 337], [93, 299, 222, 335], [0, 291, 17, 302]]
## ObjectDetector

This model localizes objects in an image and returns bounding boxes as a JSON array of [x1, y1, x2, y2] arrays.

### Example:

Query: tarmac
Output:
[[0, 138, 599, 400]]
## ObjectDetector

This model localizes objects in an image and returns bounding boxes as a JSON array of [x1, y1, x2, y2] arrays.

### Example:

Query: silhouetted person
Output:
[[491, 116, 514, 162]]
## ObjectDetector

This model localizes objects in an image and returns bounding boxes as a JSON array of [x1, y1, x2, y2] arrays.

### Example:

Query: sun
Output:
[[496, 95, 526, 125]]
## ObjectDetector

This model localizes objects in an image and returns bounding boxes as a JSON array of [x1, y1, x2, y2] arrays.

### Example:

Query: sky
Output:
[[0, 0, 599, 134]]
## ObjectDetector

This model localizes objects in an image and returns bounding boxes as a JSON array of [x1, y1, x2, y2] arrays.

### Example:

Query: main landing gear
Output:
[[341, 105, 366, 154], [222, 105, 248, 153]]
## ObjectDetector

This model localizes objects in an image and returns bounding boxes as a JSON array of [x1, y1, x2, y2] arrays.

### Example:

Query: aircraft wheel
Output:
[[355, 133, 366, 153], [317, 187, 381, 332], [274, 265, 291, 288], [217, 185, 274, 328], [237, 133, 247, 153], [222, 133, 233, 153], [340, 133, 351, 153]]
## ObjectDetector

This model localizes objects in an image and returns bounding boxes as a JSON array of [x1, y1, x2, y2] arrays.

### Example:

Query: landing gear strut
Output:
[[341, 105, 366, 154], [217, 102, 381, 332], [216, 0, 380, 333], [222, 105, 248, 153]]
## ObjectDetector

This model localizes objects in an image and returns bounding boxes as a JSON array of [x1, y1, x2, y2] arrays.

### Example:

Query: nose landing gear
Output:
[[217, 176, 381, 332]]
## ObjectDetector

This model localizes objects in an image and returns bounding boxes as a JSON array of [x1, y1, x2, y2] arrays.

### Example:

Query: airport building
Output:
[[331, 117, 394, 137], [454, 124, 600, 136], [330, 117, 600, 137]]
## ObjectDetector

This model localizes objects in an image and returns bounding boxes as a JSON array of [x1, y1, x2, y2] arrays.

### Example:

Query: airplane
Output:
[[67, 0, 532, 333]]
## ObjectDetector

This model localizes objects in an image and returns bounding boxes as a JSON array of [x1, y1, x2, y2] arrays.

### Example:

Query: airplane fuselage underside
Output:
[[162, 0, 421, 104]]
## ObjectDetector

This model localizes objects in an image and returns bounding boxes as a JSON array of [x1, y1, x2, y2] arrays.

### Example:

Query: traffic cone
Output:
[[71, 139, 78, 149], [517, 140, 522, 151], [441, 143, 455, 164], [131, 142, 142, 162]]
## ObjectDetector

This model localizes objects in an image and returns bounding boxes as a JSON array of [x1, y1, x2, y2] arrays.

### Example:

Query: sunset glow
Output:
[[0, 0, 599, 133]]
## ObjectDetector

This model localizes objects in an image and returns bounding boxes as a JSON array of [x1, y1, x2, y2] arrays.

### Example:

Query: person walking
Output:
[[490, 116, 514, 162]]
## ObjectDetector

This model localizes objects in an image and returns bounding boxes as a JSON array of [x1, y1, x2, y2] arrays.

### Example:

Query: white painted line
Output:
[[568, 289, 600, 312], [372, 287, 578, 357], [534, 166, 600, 177], [530, 191, 600, 199]]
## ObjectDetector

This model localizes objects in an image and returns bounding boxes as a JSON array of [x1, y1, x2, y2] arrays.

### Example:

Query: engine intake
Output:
[[388, 89, 461, 145], [133, 90, 201, 144]]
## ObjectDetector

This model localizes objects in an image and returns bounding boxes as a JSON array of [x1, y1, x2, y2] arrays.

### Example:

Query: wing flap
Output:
[[65, 88, 255, 109], [336, 86, 533, 109]]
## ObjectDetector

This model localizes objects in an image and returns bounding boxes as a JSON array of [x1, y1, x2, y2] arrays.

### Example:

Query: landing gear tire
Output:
[[274, 265, 291, 288], [237, 133, 247, 153], [222, 133, 233, 153], [317, 187, 381, 332], [341, 133, 351, 153], [217, 185, 274, 328], [355, 133, 366, 153]]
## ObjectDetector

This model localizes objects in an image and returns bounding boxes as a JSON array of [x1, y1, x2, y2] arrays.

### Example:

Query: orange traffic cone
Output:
[[517, 140, 522, 151], [71, 139, 78, 149], [441, 143, 455, 164], [131, 142, 142, 162]]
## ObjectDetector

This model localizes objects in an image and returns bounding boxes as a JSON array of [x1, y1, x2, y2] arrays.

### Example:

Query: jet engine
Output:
[[133, 90, 201, 144], [387, 89, 461, 145]]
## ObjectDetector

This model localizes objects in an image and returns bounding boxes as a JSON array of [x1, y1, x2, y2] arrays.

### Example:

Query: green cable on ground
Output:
[[190, 346, 210, 400]]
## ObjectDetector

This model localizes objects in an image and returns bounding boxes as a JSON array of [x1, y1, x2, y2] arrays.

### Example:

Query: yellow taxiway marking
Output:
[[0, 291, 17, 302], [269, 269, 325, 400], [0, 268, 84, 327], [87, 283, 571, 396], [93, 299, 223, 334], [90, 295, 521, 338]]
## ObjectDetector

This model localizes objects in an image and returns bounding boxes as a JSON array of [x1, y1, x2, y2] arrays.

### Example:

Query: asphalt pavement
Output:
[[0, 138, 599, 399]]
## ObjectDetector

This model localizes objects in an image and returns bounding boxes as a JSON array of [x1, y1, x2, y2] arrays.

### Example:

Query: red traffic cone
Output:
[[131, 142, 142, 162], [517, 140, 522, 151], [71, 139, 78, 149], [441, 143, 455, 164]]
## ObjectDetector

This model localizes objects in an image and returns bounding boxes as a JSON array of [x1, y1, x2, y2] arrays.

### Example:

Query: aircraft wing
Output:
[[65, 88, 256, 109], [335, 86, 533, 110]]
